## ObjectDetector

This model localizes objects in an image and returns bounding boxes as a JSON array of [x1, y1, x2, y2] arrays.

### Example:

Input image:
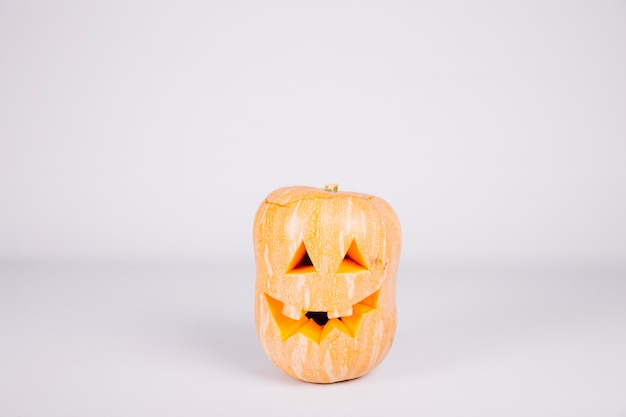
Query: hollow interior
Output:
[[337, 239, 369, 273], [305, 311, 329, 326], [286, 241, 315, 274]]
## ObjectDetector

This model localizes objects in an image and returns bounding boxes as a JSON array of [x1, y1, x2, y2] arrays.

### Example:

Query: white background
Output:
[[1, 0, 625, 265], [1, 1, 625, 416]]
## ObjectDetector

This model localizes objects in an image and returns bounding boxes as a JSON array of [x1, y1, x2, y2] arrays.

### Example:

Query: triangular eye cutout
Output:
[[337, 239, 369, 273], [286, 242, 316, 274]]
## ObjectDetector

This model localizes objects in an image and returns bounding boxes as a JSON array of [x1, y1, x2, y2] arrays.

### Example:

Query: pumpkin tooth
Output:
[[299, 320, 323, 343], [280, 316, 309, 340], [282, 303, 305, 320], [320, 318, 352, 340], [340, 312, 362, 336], [264, 293, 308, 340], [340, 303, 374, 336], [327, 306, 353, 319]]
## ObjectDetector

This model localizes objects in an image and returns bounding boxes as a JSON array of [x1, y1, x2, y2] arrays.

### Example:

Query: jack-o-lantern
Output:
[[253, 184, 401, 383]]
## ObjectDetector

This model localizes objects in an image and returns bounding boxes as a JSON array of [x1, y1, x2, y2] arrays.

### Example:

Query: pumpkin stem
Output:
[[324, 183, 338, 192]]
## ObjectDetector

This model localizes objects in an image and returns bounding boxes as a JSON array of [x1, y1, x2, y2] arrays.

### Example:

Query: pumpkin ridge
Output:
[[264, 194, 375, 208]]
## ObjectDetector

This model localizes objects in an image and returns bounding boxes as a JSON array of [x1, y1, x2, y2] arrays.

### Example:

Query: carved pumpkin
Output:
[[253, 184, 402, 383]]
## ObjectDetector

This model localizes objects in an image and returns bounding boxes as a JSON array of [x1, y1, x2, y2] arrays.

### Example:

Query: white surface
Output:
[[2, 262, 625, 416], [2, 2, 625, 414], [1, 0, 625, 264]]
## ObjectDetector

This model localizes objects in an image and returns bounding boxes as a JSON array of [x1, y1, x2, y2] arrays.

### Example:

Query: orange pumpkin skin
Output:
[[253, 185, 401, 383]]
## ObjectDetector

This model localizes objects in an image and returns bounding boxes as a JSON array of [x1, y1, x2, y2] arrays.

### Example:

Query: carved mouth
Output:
[[264, 289, 380, 344]]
